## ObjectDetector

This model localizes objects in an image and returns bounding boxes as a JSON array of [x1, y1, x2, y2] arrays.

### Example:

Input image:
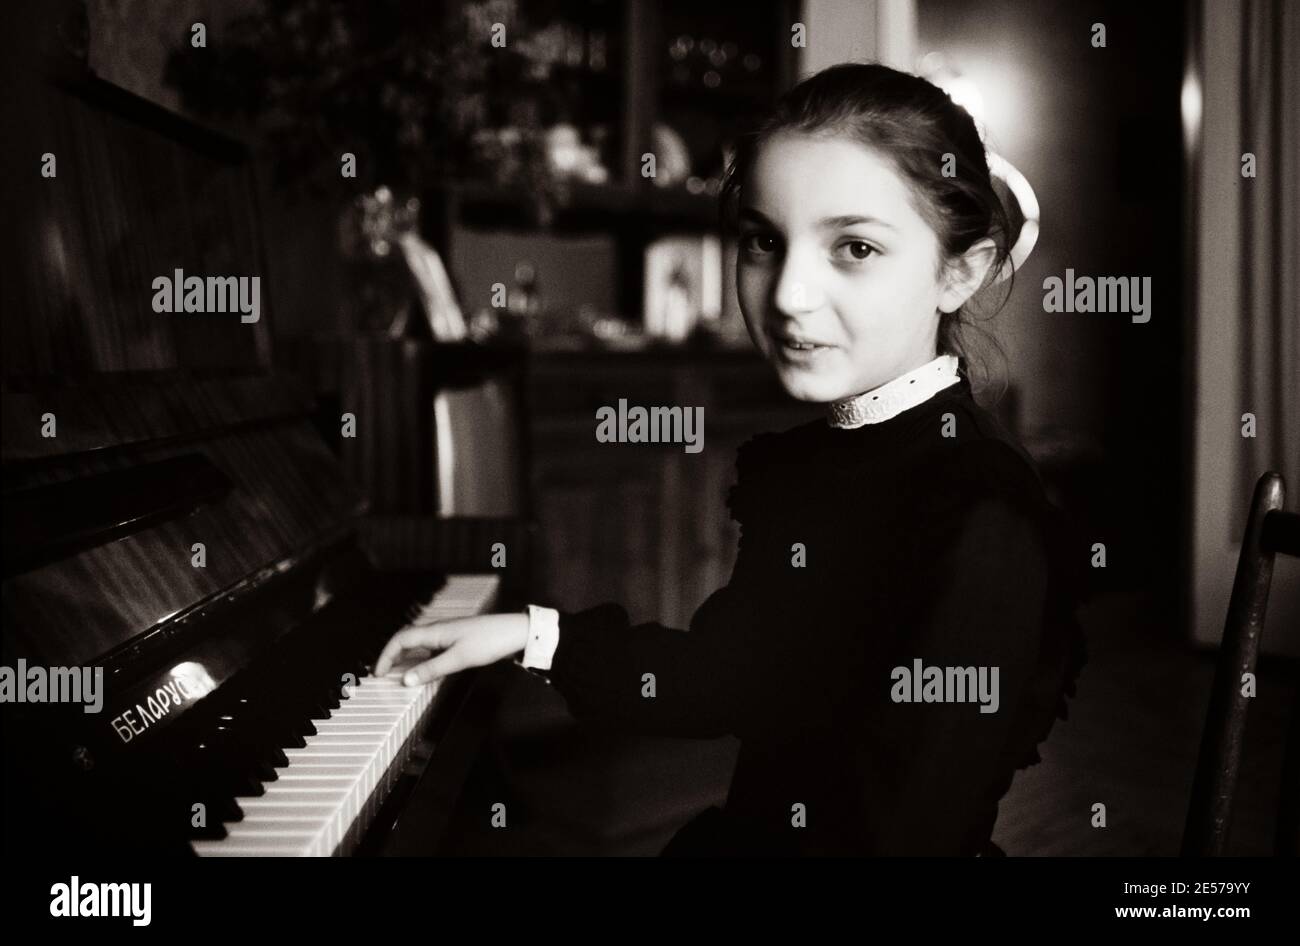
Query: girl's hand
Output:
[[373, 613, 529, 686]]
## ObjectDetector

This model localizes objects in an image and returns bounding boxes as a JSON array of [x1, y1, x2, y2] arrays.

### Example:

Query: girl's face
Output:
[[736, 131, 971, 403]]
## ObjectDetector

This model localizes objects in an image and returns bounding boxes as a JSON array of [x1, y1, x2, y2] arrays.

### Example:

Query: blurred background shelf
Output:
[[439, 180, 721, 232]]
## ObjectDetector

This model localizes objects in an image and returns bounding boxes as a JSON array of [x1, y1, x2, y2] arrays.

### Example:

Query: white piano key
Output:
[[236, 800, 336, 815], [192, 841, 311, 856]]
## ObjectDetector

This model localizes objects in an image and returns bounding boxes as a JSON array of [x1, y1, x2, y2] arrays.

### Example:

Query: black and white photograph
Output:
[[2, 0, 1297, 926]]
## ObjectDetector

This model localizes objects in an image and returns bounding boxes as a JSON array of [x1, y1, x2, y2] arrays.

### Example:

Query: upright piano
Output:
[[2, 60, 504, 856]]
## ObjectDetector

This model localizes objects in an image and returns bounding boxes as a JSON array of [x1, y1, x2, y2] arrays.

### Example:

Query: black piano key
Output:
[[177, 700, 281, 789], [193, 792, 242, 837], [124, 736, 244, 845], [205, 718, 280, 782], [190, 822, 229, 841], [219, 708, 293, 776], [185, 792, 240, 840], [183, 742, 265, 801]]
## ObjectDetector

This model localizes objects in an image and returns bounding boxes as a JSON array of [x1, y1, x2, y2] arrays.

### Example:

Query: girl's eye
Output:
[[740, 233, 780, 256], [834, 240, 876, 262]]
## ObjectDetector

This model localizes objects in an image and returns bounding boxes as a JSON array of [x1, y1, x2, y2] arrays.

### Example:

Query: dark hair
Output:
[[721, 62, 1014, 398]]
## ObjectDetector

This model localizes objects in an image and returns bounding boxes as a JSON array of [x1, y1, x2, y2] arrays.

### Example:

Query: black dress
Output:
[[545, 374, 1089, 855]]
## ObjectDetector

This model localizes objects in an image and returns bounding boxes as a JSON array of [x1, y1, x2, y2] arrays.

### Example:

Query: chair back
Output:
[[434, 375, 524, 517], [1182, 472, 1300, 855]]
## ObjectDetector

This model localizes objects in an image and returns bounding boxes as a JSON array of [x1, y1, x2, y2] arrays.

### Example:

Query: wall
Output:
[[917, 0, 1189, 605], [797, 0, 917, 76], [1192, 0, 1299, 656]]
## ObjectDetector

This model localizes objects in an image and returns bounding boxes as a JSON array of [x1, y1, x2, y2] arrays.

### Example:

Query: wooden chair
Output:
[[1182, 471, 1300, 856]]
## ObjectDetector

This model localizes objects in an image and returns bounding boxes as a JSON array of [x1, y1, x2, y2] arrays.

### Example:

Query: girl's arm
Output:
[[376, 434, 779, 739], [378, 551, 771, 739]]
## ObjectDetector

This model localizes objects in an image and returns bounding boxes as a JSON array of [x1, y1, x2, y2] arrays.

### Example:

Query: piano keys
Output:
[[192, 575, 500, 857]]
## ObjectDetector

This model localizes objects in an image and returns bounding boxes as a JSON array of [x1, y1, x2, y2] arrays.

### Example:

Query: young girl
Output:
[[375, 63, 1088, 856]]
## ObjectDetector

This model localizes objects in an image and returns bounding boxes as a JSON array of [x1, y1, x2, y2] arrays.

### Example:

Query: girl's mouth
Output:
[[775, 336, 834, 360]]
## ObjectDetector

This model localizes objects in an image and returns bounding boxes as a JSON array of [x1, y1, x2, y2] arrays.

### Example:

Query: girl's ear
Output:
[[938, 238, 999, 314]]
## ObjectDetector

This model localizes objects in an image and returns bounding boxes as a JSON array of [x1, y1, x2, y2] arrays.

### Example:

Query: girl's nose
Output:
[[773, 251, 824, 316]]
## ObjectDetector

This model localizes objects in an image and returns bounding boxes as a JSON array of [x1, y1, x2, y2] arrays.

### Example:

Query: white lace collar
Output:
[[826, 354, 961, 429]]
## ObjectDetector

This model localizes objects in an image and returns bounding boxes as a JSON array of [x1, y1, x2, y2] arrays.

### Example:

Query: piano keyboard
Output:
[[192, 574, 501, 856]]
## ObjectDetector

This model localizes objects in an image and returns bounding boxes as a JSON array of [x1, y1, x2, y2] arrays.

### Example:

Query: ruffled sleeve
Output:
[[723, 430, 782, 533]]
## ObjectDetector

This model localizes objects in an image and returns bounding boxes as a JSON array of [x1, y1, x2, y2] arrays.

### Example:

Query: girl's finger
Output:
[[374, 624, 453, 676], [401, 650, 463, 686]]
